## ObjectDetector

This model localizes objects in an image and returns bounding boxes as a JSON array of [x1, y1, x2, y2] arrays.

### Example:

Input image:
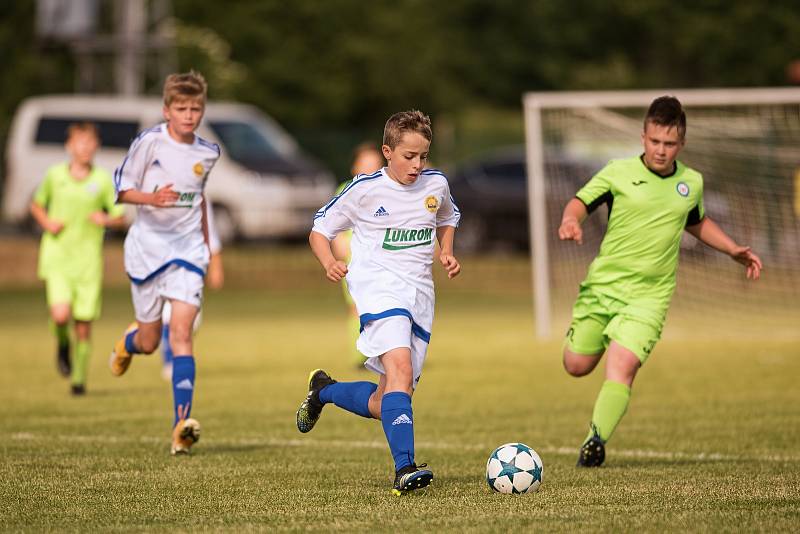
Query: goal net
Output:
[[523, 89, 800, 340]]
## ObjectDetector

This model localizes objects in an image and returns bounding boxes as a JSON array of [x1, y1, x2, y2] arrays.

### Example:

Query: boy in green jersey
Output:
[[558, 97, 763, 466], [30, 122, 126, 395]]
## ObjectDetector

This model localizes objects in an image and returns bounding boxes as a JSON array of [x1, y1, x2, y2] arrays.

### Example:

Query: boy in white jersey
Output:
[[296, 110, 461, 495], [109, 71, 220, 455]]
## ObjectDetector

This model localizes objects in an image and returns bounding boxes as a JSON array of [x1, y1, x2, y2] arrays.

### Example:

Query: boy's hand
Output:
[[730, 245, 762, 280], [151, 184, 179, 207], [558, 217, 583, 244], [324, 259, 348, 282], [440, 253, 461, 279], [44, 218, 64, 235], [88, 211, 109, 227]]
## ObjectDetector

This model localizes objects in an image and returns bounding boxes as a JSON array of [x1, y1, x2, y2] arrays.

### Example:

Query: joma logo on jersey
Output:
[[382, 227, 434, 250]]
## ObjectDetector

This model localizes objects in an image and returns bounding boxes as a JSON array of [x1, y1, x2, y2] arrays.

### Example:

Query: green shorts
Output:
[[45, 272, 102, 321], [565, 286, 665, 364]]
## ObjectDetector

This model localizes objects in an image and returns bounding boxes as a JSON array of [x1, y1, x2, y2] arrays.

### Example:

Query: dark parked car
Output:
[[448, 146, 604, 252]]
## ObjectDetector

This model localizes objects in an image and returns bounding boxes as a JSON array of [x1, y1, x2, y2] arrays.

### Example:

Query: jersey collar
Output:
[[639, 154, 678, 179]]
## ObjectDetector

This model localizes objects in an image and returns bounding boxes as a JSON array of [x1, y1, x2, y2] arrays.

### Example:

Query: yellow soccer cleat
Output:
[[109, 322, 138, 377], [171, 418, 201, 455]]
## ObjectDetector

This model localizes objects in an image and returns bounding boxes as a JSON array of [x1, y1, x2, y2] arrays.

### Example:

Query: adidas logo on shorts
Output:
[[392, 414, 412, 426]]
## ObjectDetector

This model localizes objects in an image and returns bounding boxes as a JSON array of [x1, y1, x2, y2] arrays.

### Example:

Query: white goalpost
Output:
[[523, 88, 800, 340]]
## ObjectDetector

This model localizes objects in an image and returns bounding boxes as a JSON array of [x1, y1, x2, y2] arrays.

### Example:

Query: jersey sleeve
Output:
[[575, 162, 614, 214], [33, 168, 55, 207], [436, 180, 460, 228], [686, 176, 705, 226], [113, 130, 156, 199], [312, 186, 359, 240]]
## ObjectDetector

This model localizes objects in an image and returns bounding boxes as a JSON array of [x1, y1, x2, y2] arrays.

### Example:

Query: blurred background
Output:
[[2, 0, 800, 339]]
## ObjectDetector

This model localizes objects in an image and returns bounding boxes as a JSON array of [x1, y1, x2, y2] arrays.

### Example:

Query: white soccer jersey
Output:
[[312, 168, 460, 341], [114, 123, 220, 284]]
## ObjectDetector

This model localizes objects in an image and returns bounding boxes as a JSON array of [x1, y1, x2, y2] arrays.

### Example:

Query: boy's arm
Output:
[[686, 216, 762, 280], [117, 185, 179, 207], [88, 211, 127, 229], [437, 225, 461, 279], [558, 198, 589, 245], [29, 201, 63, 235], [309, 230, 348, 282]]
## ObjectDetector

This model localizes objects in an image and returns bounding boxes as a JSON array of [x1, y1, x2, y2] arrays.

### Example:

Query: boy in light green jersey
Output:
[[30, 122, 126, 395], [558, 97, 763, 467]]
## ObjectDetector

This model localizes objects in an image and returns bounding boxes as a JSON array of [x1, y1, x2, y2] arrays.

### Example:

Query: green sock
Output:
[[587, 380, 631, 443], [52, 321, 70, 347], [71, 340, 91, 386], [348, 314, 362, 364]]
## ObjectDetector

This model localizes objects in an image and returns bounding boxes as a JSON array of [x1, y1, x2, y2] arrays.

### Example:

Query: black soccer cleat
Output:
[[70, 384, 86, 396], [57, 342, 71, 377], [577, 424, 606, 467], [392, 463, 434, 496], [295, 369, 336, 433]]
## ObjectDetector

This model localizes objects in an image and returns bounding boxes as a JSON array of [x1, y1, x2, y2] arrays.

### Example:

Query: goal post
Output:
[[523, 88, 800, 340]]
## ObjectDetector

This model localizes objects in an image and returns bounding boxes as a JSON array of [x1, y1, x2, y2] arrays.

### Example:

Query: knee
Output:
[[563, 359, 591, 377], [51, 308, 70, 325], [562, 352, 598, 377], [137, 337, 159, 354]]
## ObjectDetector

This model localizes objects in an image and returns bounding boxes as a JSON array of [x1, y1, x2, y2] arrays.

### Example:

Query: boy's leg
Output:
[[49, 303, 72, 377], [110, 320, 161, 375], [379, 347, 433, 495], [70, 320, 91, 394], [111, 279, 164, 376], [578, 310, 659, 467], [168, 299, 201, 455]]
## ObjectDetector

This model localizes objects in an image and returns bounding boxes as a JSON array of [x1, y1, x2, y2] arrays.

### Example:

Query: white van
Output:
[[3, 95, 335, 241]]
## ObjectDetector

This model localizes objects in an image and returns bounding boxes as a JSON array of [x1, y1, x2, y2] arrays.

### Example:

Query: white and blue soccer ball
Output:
[[486, 442, 543, 494]]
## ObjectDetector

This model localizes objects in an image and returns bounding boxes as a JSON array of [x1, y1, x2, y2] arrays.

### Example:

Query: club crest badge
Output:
[[193, 162, 205, 178], [676, 182, 690, 197], [425, 195, 439, 213]]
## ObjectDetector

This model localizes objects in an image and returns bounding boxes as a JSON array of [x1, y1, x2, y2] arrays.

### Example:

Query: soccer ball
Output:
[[486, 442, 543, 494]]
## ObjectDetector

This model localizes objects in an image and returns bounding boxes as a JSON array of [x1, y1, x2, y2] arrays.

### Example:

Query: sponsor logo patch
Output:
[[382, 227, 434, 250]]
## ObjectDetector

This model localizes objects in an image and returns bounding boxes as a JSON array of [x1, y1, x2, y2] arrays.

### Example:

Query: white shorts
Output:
[[358, 315, 429, 389], [130, 264, 204, 323]]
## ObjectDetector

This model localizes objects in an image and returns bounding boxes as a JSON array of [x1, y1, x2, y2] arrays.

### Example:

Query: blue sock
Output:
[[124, 329, 140, 354], [172, 355, 195, 426], [319, 381, 377, 419], [380, 391, 415, 472], [161, 325, 173, 366]]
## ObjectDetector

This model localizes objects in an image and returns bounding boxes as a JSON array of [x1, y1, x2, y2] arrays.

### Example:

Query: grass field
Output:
[[1, 253, 799, 531]]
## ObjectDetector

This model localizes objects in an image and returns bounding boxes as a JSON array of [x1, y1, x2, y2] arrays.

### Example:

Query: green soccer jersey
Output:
[[34, 162, 124, 281], [575, 155, 705, 312]]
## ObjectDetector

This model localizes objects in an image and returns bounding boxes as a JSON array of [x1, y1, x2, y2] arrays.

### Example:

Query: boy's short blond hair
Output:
[[66, 121, 99, 141], [383, 110, 432, 149], [163, 70, 208, 106]]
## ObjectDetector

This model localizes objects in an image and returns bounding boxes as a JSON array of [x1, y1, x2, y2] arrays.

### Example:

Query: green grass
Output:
[[1, 285, 799, 532]]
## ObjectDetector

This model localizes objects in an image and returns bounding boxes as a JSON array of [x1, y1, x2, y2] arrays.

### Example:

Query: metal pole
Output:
[[523, 99, 551, 339]]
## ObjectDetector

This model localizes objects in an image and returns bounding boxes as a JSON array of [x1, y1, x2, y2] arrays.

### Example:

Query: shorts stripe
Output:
[[359, 308, 431, 343], [128, 259, 205, 285]]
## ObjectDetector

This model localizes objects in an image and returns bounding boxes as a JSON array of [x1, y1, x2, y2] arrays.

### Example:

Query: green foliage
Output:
[[3, 1, 800, 180]]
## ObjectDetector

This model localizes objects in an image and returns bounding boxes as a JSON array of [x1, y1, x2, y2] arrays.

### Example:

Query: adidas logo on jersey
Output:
[[374, 206, 390, 217], [152, 159, 162, 168], [392, 413, 412, 426], [175, 379, 194, 390]]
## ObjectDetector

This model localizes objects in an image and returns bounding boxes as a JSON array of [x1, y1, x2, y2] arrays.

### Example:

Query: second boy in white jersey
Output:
[[109, 71, 220, 455], [296, 110, 461, 495]]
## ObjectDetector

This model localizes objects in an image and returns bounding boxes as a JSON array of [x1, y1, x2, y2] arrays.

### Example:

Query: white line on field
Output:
[[8, 432, 800, 463]]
